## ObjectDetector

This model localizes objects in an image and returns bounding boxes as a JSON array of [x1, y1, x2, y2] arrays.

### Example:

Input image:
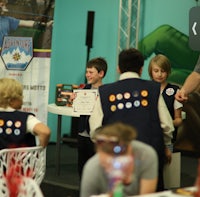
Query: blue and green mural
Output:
[[138, 24, 200, 85]]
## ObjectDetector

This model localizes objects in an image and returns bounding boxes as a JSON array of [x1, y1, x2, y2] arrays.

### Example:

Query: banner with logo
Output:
[[0, 0, 55, 123]]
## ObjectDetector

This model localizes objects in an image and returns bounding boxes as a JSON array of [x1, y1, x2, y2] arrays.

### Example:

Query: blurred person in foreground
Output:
[[0, 77, 50, 149], [80, 122, 158, 197]]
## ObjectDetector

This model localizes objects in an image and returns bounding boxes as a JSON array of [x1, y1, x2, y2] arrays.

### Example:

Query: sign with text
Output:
[[189, 6, 200, 51], [1, 36, 33, 70], [0, 0, 54, 124]]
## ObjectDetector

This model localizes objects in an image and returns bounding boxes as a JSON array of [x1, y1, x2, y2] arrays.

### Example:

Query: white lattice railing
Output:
[[0, 146, 46, 185]]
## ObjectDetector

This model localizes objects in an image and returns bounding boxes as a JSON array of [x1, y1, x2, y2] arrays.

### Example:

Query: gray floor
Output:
[[40, 143, 199, 197]]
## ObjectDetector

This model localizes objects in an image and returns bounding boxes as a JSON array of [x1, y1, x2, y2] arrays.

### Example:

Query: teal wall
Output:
[[48, 0, 197, 142], [48, 0, 119, 141], [140, 0, 196, 80], [142, 0, 194, 35]]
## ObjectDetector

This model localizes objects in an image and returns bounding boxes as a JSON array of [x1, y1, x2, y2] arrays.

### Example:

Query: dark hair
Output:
[[118, 48, 144, 74], [87, 57, 108, 77]]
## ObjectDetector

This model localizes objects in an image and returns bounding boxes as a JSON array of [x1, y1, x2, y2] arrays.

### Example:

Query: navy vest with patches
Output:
[[162, 83, 179, 119], [99, 78, 165, 159], [0, 111, 36, 150]]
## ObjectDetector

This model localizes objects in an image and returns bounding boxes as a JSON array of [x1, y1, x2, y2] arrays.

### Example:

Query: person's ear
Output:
[[117, 66, 121, 74], [99, 70, 104, 78], [139, 67, 143, 76]]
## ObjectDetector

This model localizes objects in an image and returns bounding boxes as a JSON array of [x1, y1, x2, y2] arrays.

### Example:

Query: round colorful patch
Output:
[[15, 121, 21, 128], [6, 128, 12, 134], [132, 91, 139, 97], [109, 94, 116, 102], [141, 99, 148, 107], [0, 119, 4, 127], [133, 100, 140, 107], [117, 103, 124, 110], [141, 90, 148, 97], [125, 102, 132, 109], [110, 105, 117, 112], [124, 92, 131, 99], [166, 88, 175, 96], [6, 120, 13, 127], [116, 93, 123, 100], [14, 129, 21, 135]]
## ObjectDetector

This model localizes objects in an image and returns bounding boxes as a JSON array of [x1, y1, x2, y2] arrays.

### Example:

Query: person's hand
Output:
[[175, 89, 188, 102], [66, 92, 76, 103], [165, 147, 172, 164], [46, 20, 53, 27]]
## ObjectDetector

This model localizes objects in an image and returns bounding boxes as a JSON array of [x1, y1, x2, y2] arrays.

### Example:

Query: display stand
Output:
[[47, 103, 79, 175]]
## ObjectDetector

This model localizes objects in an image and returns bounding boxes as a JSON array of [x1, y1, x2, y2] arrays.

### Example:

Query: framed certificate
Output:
[[72, 89, 98, 115]]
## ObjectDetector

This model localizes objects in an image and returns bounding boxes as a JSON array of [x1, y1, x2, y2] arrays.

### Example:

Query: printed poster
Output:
[[0, 0, 55, 123]]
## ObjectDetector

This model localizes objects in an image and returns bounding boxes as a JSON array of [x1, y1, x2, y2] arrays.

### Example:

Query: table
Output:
[[47, 103, 80, 175], [130, 187, 196, 197], [92, 187, 197, 197]]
